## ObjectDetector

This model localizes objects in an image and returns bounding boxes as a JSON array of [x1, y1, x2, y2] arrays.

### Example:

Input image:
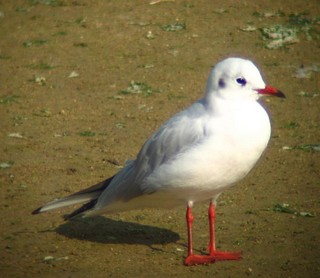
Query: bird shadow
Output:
[[55, 215, 180, 248]]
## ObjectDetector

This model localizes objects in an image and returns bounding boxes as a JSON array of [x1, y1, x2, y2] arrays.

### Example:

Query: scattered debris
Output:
[[294, 67, 311, 78], [27, 62, 55, 70], [145, 30, 155, 40], [284, 144, 320, 152], [149, 0, 175, 5], [43, 255, 69, 263], [252, 11, 285, 18], [240, 25, 257, 32], [120, 81, 155, 97], [33, 109, 51, 117], [161, 23, 186, 32], [257, 12, 320, 49], [104, 158, 120, 167], [293, 64, 320, 79], [138, 104, 153, 112], [283, 122, 299, 129], [73, 42, 88, 47], [75, 16, 87, 26], [214, 8, 228, 14], [23, 39, 47, 48], [0, 161, 13, 169], [43, 256, 54, 262], [0, 95, 19, 104], [68, 71, 79, 78], [79, 131, 96, 137], [30, 0, 63, 6], [15, 7, 30, 13], [54, 132, 70, 137], [297, 91, 319, 98], [272, 203, 315, 217], [288, 13, 314, 26], [129, 21, 150, 27], [168, 49, 179, 56], [287, 13, 320, 40], [8, 133, 24, 139], [34, 76, 46, 85], [53, 31, 67, 36], [246, 267, 254, 275], [112, 95, 124, 100], [0, 54, 11, 60], [260, 25, 299, 49], [138, 64, 154, 69], [115, 122, 125, 129]]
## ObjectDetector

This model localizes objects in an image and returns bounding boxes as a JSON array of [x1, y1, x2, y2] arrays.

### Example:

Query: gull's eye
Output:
[[236, 77, 247, 86]]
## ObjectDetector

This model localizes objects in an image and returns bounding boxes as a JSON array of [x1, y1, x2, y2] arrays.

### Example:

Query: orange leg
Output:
[[186, 205, 194, 256], [184, 201, 242, 266]]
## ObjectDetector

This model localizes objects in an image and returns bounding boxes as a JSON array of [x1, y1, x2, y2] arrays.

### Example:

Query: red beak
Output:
[[257, 85, 285, 98]]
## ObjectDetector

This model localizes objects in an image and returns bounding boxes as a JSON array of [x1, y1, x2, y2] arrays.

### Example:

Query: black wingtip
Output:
[[64, 199, 98, 220], [32, 207, 42, 215]]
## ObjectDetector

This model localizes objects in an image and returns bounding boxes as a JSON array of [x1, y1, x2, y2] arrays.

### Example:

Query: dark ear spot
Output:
[[218, 78, 225, 88]]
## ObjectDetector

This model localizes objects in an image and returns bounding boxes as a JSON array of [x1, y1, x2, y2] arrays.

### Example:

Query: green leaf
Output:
[[23, 39, 47, 48], [79, 131, 96, 137], [0, 95, 19, 104]]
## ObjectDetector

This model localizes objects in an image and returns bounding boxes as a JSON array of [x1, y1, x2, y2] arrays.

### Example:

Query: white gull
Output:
[[33, 57, 285, 265]]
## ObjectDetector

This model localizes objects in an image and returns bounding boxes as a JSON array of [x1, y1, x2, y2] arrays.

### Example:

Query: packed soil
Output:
[[0, 1, 319, 277]]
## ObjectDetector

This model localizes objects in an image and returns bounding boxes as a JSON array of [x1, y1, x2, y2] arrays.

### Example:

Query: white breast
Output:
[[144, 99, 271, 203]]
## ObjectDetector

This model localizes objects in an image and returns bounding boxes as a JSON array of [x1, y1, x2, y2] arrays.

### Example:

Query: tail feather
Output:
[[64, 198, 98, 220], [32, 176, 114, 215]]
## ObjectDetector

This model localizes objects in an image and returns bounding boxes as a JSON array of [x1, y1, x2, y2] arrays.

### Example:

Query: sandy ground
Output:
[[0, 0, 319, 277]]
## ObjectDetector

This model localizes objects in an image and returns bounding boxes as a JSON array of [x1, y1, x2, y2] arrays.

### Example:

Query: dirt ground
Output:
[[0, 0, 319, 277]]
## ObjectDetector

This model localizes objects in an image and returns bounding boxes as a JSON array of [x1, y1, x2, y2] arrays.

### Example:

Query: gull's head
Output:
[[205, 57, 285, 101]]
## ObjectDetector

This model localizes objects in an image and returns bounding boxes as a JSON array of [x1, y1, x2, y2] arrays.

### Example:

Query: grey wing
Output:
[[93, 100, 208, 210], [135, 111, 205, 177]]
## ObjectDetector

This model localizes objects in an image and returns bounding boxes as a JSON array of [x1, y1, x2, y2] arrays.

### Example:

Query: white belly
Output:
[[144, 101, 271, 203]]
